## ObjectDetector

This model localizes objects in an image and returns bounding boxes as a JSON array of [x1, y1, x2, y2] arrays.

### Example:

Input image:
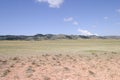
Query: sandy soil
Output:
[[0, 52, 120, 80]]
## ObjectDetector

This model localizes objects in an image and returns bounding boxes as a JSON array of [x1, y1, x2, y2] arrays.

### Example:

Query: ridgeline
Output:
[[0, 34, 120, 40]]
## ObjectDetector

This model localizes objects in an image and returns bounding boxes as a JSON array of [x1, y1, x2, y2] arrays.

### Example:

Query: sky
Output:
[[0, 0, 120, 36]]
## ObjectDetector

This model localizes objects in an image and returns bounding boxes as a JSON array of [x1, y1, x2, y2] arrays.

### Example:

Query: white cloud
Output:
[[78, 28, 98, 36], [64, 17, 73, 22], [104, 16, 109, 20], [73, 21, 79, 25], [117, 9, 120, 13], [36, 0, 64, 8], [78, 29, 93, 35], [64, 17, 79, 26]]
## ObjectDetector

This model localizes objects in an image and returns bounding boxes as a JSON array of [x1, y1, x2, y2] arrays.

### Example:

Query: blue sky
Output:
[[0, 0, 120, 36]]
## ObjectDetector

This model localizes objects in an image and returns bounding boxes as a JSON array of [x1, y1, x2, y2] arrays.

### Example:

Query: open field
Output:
[[0, 39, 120, 80], [0, 39, 120, 56]]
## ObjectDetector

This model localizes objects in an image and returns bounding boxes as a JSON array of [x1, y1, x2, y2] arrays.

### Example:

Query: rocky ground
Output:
[[0, 52, 120, 80]]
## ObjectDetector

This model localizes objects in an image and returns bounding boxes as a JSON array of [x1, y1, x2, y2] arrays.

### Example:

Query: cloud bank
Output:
[[36, 0, 64, 8]]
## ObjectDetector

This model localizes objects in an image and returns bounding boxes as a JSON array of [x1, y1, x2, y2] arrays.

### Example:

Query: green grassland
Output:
[[0, 39, 120, 56]]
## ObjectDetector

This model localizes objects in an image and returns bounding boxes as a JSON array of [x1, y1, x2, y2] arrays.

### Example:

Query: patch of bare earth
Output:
[[0, 52, 120, 80]]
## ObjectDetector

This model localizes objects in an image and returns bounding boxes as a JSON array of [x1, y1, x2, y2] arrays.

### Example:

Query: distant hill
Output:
[[0, 34, 120, 40]]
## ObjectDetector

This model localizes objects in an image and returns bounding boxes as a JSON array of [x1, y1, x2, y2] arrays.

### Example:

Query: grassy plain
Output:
[[0, 39, 120, 56]]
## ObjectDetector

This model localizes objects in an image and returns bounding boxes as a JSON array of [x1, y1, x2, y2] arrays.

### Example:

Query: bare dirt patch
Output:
[[0, 52, 120, 80]]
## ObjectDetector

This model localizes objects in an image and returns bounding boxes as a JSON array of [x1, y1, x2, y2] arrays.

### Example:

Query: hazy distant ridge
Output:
[[0, 34, 120, 40]]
